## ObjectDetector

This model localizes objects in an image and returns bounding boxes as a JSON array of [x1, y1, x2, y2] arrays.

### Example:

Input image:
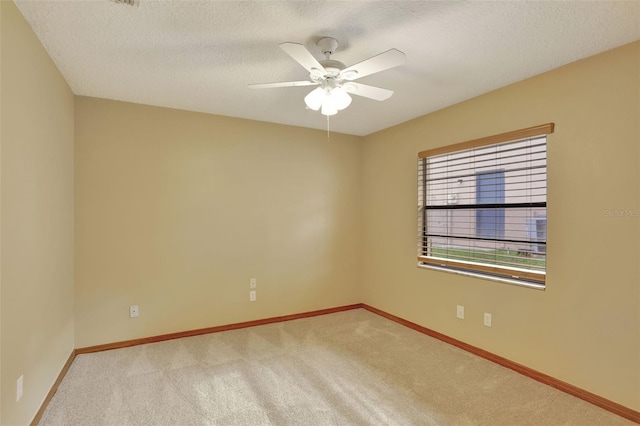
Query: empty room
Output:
[[1, 1, 639, 425]]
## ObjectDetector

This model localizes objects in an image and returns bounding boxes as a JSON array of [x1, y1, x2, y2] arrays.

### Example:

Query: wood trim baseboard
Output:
[[34, 303, 639, 424], [34, 304, 362, 424], [76, 303, 364, 354], [361, 303, 640, 424], [30, 349, 76, 426]]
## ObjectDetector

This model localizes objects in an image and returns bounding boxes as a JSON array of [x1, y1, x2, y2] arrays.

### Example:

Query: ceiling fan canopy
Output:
[[249, 37, 405, 116]]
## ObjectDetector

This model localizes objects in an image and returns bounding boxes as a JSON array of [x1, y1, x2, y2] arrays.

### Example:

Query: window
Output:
[[417, 123, 554, 288]]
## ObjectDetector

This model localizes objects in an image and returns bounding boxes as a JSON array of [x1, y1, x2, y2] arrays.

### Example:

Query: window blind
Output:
[[417, 124, 554, 286]]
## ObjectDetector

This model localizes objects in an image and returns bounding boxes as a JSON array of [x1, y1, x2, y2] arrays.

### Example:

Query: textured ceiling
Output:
[[14, 0, 640, 136]]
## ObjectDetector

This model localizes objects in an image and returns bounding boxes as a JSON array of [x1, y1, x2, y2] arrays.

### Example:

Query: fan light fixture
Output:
[[304, 79, 352, 116]]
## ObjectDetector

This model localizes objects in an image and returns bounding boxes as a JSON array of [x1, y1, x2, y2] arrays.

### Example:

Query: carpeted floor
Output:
[[39, 309, 633, 425]]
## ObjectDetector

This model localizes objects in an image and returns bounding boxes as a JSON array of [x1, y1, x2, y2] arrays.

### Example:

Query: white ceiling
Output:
[[14, 0, 640, 136]]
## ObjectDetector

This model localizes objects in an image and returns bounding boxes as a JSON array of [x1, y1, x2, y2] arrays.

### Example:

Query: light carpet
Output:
[[39, 309, 634, 425]]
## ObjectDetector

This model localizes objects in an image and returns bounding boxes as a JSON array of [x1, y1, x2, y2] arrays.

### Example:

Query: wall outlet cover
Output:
[[130, 305, 139, 318], [484, 312, 492, 327]]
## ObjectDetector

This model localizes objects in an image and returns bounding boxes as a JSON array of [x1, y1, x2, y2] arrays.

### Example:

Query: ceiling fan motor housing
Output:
[[317, 37, 339, 56], [320, 59, 346, 76]]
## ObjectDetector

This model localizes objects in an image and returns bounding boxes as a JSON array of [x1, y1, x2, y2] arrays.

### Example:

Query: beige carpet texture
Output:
[[39, 309, 633, 425]]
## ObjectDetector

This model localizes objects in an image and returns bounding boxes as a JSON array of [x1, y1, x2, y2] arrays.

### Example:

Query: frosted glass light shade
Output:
[[304, 87, 325, 111], [321, 100, 338, 116], [330, 87, 352, 110]]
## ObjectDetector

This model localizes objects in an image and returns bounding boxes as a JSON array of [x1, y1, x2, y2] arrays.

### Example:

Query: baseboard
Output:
[[36, 303, 639, 425], [30, 349, 76, 426], [76, 303, 364, 354], [361, 303, 640, 424], [34, 304, 362, 423]]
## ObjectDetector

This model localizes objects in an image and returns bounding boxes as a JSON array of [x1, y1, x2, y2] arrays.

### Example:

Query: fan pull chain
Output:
[[327, 114, 330, 139]]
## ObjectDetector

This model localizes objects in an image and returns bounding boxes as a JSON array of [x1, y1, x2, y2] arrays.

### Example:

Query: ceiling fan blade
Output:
[[343, 82, 394, 101], [340, 49, 406, 80], [279, 42, 326, 74], [248, 81, 319, 89]]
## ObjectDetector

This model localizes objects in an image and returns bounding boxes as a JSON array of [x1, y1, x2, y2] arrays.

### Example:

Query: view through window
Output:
[[417, 124, 554, 287]]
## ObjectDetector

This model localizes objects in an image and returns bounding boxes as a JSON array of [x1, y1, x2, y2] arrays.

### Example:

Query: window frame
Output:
[[417, 123, 554, 288]]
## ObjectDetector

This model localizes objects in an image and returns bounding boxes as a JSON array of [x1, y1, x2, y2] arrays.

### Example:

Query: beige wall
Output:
[[2, 1, 639, 420], [74, 97, 362, 348], [1, 3, 4, 420], [0, 1, 75, 425], [361, 42, 640, 410]]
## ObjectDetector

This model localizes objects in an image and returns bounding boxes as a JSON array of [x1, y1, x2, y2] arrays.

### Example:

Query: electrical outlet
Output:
[[249, 290, 256, 302], [456, 305, 464, 319], [129, 305, 139, 318], [250, 278, 256, 289], [484, 312, 492, 327], [17, 375, 23, 402]]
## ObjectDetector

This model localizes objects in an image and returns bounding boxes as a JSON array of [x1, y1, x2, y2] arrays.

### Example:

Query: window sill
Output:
[[417, 263, 546, 290]]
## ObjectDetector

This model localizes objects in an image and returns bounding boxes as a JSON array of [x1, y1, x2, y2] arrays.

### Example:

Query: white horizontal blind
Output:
[[417, 124, 553, 285]]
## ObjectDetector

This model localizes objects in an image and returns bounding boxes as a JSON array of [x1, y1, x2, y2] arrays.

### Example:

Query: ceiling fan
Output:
[[249, 37, 405, 116]]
